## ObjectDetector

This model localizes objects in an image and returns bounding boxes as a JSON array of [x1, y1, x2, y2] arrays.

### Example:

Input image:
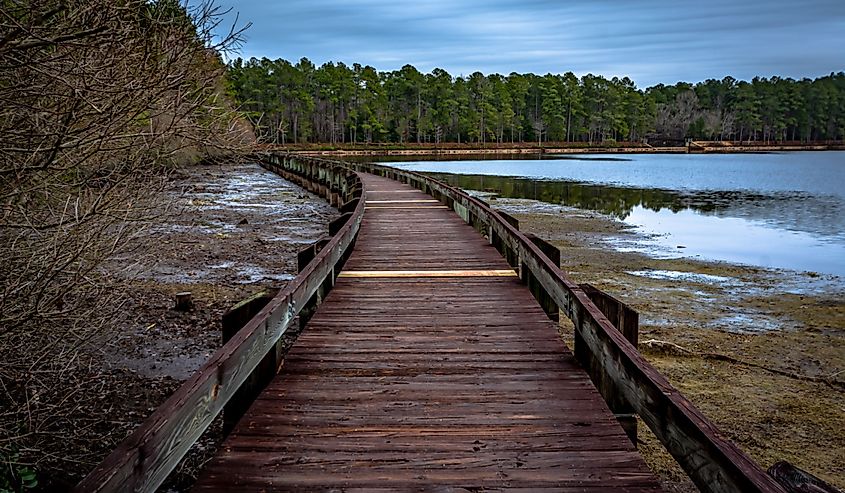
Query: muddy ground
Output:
[[73, 162, 337, 490], [487, 196, 845, 491], [65, 162, 842, 490], [102, 162, 337, 381]]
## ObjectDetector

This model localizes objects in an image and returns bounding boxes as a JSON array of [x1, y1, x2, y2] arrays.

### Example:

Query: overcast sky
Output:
[[213, 0, 845, 88]]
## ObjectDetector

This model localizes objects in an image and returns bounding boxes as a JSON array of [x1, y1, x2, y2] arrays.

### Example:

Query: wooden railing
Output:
[[78, 153, 790, 493], [343, 160, 787, 493], [75, 155, 364, 492]]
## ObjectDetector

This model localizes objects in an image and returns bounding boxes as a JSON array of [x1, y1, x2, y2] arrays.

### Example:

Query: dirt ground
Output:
[[67, 162, 337, 490], [58, 162, 842, 490], [488, 196, 845, 491], [102, 162, 337, 381]]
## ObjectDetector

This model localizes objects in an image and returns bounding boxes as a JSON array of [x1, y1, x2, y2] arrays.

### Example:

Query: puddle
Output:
[[235, 266, 295, 284], [775, 273, 844, 296], [119, 162, 338, 287], [710, 313, 784, 333], [626, 269, 738, 285]]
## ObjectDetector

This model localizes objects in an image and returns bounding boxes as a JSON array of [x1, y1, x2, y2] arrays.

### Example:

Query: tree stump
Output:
[[174, 292, 193, 311]]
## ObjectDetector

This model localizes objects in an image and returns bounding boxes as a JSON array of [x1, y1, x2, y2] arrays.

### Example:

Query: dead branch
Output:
[[640, 339, 845, 390], [0, 0, 253, 486]]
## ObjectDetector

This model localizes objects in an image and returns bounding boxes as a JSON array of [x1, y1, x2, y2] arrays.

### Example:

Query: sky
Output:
[[212, 0, 845, 88]]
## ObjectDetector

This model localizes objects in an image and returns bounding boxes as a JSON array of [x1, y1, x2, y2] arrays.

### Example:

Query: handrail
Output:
[[75, 154, 365, 492], [343, 160, 785, 493], [78, 153, 786, 493]]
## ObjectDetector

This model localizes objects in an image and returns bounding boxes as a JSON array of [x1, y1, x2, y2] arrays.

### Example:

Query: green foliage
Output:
[[227, 57, 845, 145], [1, 450, 37, 493]]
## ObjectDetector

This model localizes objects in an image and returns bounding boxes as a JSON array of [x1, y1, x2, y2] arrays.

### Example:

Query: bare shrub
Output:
[[0, 0, 251, 488]]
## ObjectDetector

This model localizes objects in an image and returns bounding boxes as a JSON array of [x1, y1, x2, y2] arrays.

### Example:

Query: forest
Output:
[[227, 57, 845, 145]]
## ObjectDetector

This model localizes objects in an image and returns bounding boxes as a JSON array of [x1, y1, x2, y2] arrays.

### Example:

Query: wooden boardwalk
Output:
[[194, 173, 661, 491]]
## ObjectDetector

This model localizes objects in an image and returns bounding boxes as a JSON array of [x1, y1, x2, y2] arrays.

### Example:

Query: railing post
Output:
[[348, 183, 363, 201], [220, 288, 280, 435], [577, 283, 639, 444], [497, 210, 520, 230], [297, 238, 331, 329], [519, 233, 560, 322], [329, 212, 353, 236], [579, 283, 638, 346], [490, 223, 519, 269], [339, 198, 359, 214]]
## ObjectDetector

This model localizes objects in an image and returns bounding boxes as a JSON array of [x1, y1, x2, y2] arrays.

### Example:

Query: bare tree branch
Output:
[[0, 0, 254, 486]]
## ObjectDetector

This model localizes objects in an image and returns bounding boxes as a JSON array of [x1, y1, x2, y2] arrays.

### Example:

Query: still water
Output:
[[384, 152, 845, 277]]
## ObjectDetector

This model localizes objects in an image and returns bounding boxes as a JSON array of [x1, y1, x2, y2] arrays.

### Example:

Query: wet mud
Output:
[[101, 162, 337, 380], [83, 162, 337, 489]]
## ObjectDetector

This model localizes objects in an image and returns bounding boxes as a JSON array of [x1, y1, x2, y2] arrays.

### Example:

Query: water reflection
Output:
[[620, 207, 845, 276], [380, 153, 845, 276], [428, 172, 695, 219], [426, 172, 842, 240]]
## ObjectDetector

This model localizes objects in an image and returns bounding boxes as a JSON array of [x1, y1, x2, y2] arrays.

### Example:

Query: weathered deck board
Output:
[[193, 173, 661, 491]]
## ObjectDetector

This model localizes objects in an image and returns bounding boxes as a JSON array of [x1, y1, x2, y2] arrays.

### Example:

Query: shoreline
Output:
[[271, 142, 845, 157]]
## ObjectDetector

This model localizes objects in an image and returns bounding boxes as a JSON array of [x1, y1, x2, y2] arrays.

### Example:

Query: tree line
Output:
[[227, 57, 845, 145]]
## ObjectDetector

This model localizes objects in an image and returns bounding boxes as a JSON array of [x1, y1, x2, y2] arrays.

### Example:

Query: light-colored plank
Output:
[[337, 269, 518, 278], [364, 206, 450, 209], [365, 199, 440, 203]]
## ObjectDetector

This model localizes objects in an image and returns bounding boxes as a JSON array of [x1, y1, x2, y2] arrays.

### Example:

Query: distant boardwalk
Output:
[[194, 174, 660, 491]]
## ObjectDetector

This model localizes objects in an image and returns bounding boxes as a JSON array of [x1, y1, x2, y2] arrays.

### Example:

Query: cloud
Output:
[[213, 0, 845, 86]]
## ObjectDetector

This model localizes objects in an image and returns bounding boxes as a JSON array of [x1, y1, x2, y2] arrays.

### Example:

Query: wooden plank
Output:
[[337, 269, 518, 278], [364, 189, 423, 193], [364, 205, 450, 209], [365, 199, 440, 203], [344, 162, 785, 493], [194, 172, 660, 492]]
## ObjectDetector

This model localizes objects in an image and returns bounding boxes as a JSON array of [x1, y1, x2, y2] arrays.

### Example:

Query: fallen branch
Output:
[[640, 339, 845, 390]]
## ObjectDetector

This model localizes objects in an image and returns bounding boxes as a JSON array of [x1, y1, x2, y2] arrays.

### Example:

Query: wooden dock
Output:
[[193, 174, 660, 491], [77, 155, 787, 493]]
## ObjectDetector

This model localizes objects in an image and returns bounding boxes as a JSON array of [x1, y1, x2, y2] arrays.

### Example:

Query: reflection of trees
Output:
[[427, 173, 780, 220], [429, 173, 679, 219], [419, 171, 843, 240]]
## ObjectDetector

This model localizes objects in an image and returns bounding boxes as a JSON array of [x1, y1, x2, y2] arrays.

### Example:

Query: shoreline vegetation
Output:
[[272, 141, 845, 156]]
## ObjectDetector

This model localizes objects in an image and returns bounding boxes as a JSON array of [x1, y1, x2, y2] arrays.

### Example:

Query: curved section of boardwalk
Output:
[[194, 173, 660, 491]]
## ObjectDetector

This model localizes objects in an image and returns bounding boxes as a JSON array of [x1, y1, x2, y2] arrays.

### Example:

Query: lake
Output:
[[382, 152, 845, 278]]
